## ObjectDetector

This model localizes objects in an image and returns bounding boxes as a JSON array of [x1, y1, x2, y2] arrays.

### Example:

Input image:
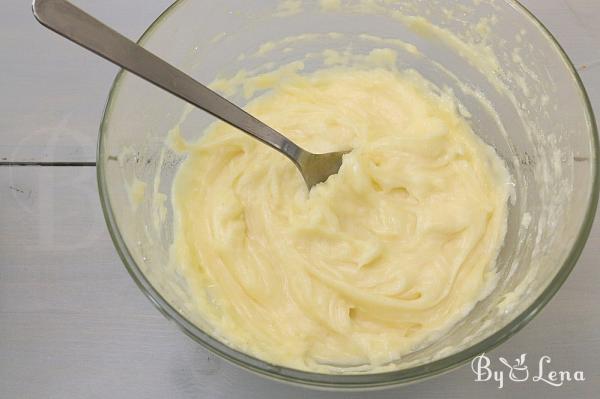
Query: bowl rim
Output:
[[96, 0, 599, 389]]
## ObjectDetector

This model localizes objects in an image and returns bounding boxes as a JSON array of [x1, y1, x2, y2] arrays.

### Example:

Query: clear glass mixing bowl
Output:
[[97, 0, 598, 389]]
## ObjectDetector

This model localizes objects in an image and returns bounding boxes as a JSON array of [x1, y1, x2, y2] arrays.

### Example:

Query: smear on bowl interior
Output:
[[169, 50, 510, 372]]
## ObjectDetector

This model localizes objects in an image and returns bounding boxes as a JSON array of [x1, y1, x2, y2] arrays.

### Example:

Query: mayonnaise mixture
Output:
[[170, 65, 509, 371]]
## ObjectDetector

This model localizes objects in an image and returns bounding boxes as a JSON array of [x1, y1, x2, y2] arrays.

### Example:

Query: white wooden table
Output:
[[1, 1, 599, 397]]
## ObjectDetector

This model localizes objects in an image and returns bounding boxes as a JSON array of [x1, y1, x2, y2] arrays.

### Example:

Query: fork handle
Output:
[[32, 0, 305, 163]]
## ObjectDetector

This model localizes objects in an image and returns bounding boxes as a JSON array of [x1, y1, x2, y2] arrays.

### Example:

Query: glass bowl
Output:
[[97, 0, 598, 389]]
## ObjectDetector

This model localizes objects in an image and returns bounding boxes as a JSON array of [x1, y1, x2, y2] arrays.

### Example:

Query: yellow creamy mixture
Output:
[[170, 66, 509, 371]]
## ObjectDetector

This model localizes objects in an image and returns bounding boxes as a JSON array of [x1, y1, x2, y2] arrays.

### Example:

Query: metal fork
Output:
[[32, 0, 348, 189]]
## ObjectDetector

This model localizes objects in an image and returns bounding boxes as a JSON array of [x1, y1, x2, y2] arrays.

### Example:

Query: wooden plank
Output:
[[524, 0, 600, 67], [0, 0, 173, 163], [0, 166, 225, 398], [2, 0, 599, 164], [0, 163, 599, 397]]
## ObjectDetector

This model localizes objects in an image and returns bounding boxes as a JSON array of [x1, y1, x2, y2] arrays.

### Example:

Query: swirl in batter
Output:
[[170, 65, 509, 371]]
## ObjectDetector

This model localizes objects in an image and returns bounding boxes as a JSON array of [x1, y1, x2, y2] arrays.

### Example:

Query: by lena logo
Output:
[[471, 353, 585, 389]]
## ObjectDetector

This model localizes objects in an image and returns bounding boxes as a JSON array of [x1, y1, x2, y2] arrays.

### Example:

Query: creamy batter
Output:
[[170, 65, 509, 371]]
